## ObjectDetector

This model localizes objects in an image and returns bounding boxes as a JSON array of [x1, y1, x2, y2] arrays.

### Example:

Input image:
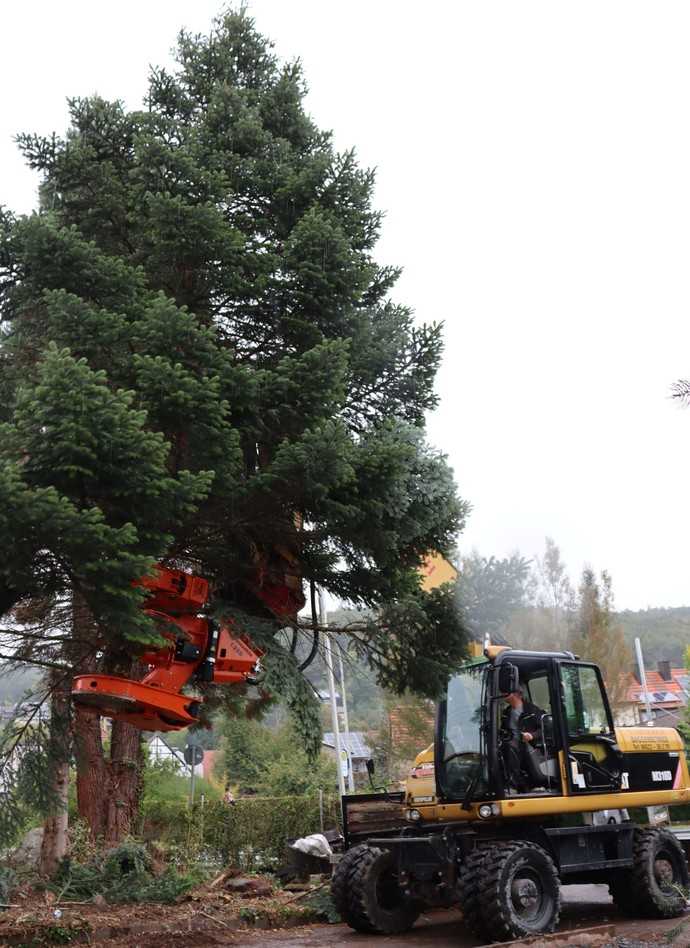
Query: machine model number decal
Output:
[[651, 770, 672, 782]]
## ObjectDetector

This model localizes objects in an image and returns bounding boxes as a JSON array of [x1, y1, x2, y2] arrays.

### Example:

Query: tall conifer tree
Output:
[[0, 9, 468, 839]]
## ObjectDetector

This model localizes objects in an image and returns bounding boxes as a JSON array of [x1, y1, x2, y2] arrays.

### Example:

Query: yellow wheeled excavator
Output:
[[333, 646, 690, 943]]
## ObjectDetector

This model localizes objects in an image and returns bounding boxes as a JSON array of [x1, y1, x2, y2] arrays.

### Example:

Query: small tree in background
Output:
[[503, 538, 575, 651], [570, 568, 631, 715], [217, 716, 282, 794], [533, 537, 575, 647]]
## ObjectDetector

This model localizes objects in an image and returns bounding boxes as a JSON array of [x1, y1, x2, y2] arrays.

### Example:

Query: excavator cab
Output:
[[436, 650, 625, 803]]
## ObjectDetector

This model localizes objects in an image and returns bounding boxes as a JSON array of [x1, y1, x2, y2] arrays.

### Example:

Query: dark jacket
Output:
[[501, 700, 546, 743], [500, 700, 549, 790]]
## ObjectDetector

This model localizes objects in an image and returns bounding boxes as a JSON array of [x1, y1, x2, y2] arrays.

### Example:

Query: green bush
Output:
[[143, 794, 341, 869], [305, 886, 341, 923], [254, 753, 339, 797]]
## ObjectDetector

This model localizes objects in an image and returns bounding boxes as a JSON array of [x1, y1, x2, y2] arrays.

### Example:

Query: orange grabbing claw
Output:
[[71, 565, 263, 732], [71, 674, 203, 732]]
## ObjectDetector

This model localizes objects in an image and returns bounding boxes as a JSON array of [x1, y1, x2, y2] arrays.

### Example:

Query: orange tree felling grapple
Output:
[[72, 564, 283, 731]]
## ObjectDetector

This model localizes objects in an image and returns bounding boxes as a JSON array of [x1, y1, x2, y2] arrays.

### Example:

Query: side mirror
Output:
[[366, 758, 375, 777], [498, 662, 519, 695]]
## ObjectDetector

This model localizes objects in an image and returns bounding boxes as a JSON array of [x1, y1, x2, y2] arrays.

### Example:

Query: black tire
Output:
[[479, 840, 561, 942], [334, 844, 420, 934], [331, 845, 376, 933], [630, 828, 689, 918], [458, 846, 490, 941]]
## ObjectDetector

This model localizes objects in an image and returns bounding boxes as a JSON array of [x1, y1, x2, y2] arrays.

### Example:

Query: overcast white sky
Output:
[[3, 2, 690, 610]]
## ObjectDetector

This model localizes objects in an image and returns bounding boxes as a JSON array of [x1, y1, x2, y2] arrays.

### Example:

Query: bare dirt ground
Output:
[[0, 875, 320, 948], [1, 882, 687, 948], [200, 886, 690, 948]]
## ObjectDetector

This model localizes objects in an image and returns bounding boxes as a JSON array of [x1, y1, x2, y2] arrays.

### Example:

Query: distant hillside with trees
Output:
[[616, 608, 690, 667]]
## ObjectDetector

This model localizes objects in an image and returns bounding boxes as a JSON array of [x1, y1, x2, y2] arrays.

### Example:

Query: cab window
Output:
[[527, 675, 551, 712], [560, 664, 611, 738]]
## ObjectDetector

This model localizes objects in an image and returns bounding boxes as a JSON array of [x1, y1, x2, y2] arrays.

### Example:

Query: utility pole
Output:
[[634, 637, 654, 724], [320, 589, 346, 798], [338, 642, 355, 793]]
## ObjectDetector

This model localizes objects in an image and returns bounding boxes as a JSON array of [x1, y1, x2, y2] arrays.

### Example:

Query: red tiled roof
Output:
[[625, 668, 687, 706]]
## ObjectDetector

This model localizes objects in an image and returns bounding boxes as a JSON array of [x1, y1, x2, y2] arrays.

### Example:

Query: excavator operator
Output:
[[500, 684, 547, 792]]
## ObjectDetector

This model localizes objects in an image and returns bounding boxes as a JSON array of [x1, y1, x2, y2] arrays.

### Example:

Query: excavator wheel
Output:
[[331, 845, 376, 933], [478, 840, 560, 942], [630, 828, 689, 918], [333, 845, 420, 935], [457, 845, 490, 940]]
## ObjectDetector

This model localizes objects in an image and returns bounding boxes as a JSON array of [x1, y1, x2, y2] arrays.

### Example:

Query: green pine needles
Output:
[[51, 840, 201, 903]]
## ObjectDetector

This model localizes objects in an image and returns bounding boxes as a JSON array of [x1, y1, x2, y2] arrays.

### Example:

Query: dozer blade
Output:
[[72, 674, 201, 732]]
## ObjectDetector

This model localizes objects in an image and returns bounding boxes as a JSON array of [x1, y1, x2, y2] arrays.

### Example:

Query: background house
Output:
[[625, 660, 689, 729], [371, 700, 435, 783], [146, 734, 205, 777], [322, 731, 372, 788]]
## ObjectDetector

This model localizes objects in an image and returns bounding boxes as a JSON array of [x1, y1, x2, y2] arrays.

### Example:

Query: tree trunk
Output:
[[39, 670, 71, 876], [74, 710, 143, 843], [71, 595, 144, 844], [39, 761, 70, 876], [103, 720, 144, 844], [74, 706, 108, 839]]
